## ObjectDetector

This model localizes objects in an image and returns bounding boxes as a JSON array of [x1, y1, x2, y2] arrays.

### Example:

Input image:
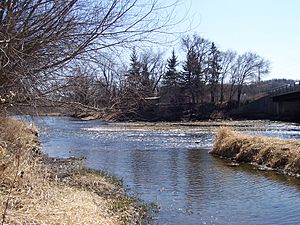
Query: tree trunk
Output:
[[237, 85, 242, 106], [220, 77, 224, 103]]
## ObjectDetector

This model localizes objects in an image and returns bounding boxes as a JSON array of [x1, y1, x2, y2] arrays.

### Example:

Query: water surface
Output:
[[23, 116, 300, 225]]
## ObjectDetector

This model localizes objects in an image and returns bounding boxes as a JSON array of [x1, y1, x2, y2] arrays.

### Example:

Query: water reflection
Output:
[[23, 116, 300, 225], [215, 156, 300, 190]]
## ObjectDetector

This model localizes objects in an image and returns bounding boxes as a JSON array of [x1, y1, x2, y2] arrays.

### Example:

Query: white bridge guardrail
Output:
[[267, 81, 300, 96]]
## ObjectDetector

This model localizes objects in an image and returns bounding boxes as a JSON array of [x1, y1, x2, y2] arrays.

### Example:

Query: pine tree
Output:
[[127, 48, 141, 90], [128, 48, 141, 78], [207, 42, 221, 103], [127, 48, 153, 97], [162, 50, 179, 87], [182, 48, 201, 84], [182, 47, 202, 103]]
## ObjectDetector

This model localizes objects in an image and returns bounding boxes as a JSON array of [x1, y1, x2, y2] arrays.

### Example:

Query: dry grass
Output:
[[211, 128, 300, 176], [0, 116, 145, 224]]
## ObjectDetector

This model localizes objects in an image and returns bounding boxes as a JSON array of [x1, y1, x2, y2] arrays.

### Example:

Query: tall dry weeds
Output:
[[0, 116, 142, 224], [211, 128, 300, 176], [0, 116, 40, 224]]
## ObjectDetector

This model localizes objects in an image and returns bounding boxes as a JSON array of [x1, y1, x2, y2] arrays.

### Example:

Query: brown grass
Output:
[[211, 128, 300, 176], [0, 116, 145, 224]]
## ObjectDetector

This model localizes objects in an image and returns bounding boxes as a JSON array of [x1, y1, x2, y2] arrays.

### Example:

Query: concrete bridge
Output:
[[231, 82, 300, 122]]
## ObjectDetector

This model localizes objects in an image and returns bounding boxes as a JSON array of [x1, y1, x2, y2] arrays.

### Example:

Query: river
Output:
[[22, 116, 300, 225]]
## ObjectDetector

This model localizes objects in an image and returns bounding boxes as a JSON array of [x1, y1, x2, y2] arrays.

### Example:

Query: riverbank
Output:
[[0, 116, 147, 224], [7, 102, 229, 122], [210, 128, 300, 177]]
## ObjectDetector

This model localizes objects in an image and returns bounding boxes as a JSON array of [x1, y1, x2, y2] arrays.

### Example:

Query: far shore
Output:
[[8, 104, 300, 123]]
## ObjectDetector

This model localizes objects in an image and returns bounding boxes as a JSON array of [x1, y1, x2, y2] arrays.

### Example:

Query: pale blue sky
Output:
[[172, 0, 300, 80]]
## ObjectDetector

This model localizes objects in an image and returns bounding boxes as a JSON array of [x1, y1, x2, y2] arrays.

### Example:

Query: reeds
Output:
[[211, 128, 300, 176]]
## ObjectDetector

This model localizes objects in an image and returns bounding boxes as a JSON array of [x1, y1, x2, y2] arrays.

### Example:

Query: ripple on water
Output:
[[24, 116, 300, 225]]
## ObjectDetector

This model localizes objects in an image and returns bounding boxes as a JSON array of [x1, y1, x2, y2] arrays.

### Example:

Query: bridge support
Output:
[[231, 82, 300, 122], [275, 101, 300, 119], [230, 95, 300, 122]]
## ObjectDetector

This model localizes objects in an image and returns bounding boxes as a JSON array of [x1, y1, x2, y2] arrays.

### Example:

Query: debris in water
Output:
[[227, 162, 240, 167], [159, 187, 165, 192]]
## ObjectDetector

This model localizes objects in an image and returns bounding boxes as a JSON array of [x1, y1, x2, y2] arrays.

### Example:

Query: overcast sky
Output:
[[171, 0, 300, 80]]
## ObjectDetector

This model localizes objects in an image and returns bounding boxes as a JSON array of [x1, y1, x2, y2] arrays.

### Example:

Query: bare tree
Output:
[[232, 52, 270, 105], [219, 50, 237, 103], [140, 49, 165, 93], [0, 0, 182, 106]]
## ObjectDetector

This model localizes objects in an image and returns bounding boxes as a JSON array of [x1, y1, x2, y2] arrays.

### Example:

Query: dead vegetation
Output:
[[211, 128, 300, 176], [0, 116, 146, 224]]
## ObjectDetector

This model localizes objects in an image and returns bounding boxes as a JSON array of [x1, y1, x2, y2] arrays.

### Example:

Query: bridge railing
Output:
[[267, 81, 300, 96]]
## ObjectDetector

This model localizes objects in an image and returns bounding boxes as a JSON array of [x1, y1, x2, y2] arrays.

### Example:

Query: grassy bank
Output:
[[0, 116, 147, 224], [211, 128, 300, 176]]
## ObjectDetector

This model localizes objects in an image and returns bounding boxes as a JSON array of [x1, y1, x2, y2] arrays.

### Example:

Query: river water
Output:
[[23, 116, 300, 225]]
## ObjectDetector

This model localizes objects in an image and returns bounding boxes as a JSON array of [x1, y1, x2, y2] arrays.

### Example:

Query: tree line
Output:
[[162, 34, 270, 106], [55, 33, 270, 119], [0, 0, 270, 120]]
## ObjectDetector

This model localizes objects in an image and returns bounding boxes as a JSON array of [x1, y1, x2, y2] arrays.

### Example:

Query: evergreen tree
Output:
[[181, 34, 211, 104], [127, 48, 153, 97], [182, 47, 201, 83], [206, 42, 221, 103], [182, 47, 202, 103], [127, 48, 142, 91], [128, 48, 141, 78], [162, 50, 179, 87]]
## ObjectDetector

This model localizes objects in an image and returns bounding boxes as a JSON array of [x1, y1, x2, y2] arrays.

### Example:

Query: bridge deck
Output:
[[268, 81, 300, 97]]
